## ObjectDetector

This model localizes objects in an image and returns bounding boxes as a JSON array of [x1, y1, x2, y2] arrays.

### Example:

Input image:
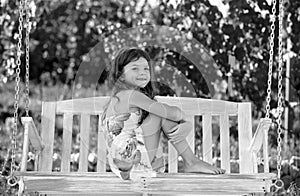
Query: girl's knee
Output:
[[140, 113, 162, 136], [179, 121, 193, 132], [148, 113, 162, 120]]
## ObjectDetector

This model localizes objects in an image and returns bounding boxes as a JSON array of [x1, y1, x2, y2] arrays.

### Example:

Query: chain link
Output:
[[265, 0, 277, 119], [10, 0, 25, 180], [266, 0, 285, 192], [276, 0, 284, 180], [25, 0, 30, 117]]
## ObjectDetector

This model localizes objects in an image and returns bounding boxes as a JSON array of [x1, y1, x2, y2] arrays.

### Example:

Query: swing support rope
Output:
[[0, 0, 30, 187]]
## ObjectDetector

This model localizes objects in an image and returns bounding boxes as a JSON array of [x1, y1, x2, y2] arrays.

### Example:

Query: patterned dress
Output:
[[103, 110, 165, 181]]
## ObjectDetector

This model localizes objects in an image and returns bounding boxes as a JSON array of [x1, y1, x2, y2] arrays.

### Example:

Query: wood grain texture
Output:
[[156, 96, 238, 115], [16, 172, 276, 195], [61, 113, 73, 172], [168, 142, 178, 173], [238, 103, 253, 173], [56, 97, 110, 114], [20, 122, 29, 172], [220, 114, 230, 173], [79, 114, 90, 172], [40, 102, 56, 171], [21, 117, 43, 151], [97, 115, 107, 172], [203, 114, 213, 164]]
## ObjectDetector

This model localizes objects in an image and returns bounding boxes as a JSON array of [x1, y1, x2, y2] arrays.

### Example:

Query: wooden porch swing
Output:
[[1, 0, 287, 195]]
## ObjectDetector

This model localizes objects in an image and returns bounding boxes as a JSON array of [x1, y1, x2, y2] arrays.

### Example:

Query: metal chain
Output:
[[276, 0, 284, 180], [25, 0, 30, 117], [265, 0, 277, 119], [12, 0, 25, 175], [2, 0, 25, 187]]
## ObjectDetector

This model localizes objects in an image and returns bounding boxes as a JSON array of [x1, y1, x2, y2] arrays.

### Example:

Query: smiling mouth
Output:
[[136, 78, 147, 81]]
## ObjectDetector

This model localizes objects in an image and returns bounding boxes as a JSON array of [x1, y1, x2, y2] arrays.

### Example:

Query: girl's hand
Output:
[[179, 110, 192, 123]]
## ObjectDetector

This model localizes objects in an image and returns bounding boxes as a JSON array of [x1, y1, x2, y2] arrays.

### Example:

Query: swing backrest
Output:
[[36, 96, 255, 174]]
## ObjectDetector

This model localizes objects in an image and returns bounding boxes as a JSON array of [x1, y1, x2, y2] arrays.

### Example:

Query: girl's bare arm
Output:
[[126, 90, 184, 122]]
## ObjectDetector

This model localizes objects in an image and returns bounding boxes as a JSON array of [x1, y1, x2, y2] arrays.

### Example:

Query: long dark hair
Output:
[[102, 47, 157, 124]]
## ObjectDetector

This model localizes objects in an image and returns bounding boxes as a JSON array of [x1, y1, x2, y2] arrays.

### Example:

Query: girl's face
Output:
[[122, 57, 150, 88]]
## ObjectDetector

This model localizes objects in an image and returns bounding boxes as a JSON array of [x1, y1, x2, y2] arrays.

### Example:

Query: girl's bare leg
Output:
[[140, 114, 225, 174], [139, 113, 163, 162], [161, 119, 225, 174]]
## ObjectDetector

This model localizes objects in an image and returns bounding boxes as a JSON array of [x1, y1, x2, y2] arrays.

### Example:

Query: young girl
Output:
[[101, 47, 225, 180]]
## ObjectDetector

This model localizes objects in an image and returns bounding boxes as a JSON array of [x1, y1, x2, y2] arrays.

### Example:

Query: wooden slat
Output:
[[21, 117, 43, 171], [61, 113, 73, 172], [40, 102, 56, 171], [168, 115, 194, 173], [155, 96, 239, 115], [263, 130, 269, 173], [238, 103, 253, 173], [145, 173, 276, 195], [57, 96, 238, 115], [17, 172, 276, 195], [248, 118, 271, 173], [249, 118, 268, 173], [21, 117, 43, 151], [203, 114, 212, 164], [56, 97, 110, 114], [186, 115, 195, 153], [248, 118, 271, 153], [79, 114, 90, 172], [16, 171, 276, 179], [220, 114, 230, 173], [97, 115, 106, 172], [168, 142, 178, 173], [20, 122, 29, 172]]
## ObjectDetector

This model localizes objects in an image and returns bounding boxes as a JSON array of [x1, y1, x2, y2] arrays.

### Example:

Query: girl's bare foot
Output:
[[182, 159, 225, 174]]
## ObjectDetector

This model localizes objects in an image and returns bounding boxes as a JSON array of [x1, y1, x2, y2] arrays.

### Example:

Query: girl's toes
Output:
[[216, 168, 223, 174]]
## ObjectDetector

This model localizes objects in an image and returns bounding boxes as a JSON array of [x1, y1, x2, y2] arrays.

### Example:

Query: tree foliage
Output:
[[0, 0, 299, 123]]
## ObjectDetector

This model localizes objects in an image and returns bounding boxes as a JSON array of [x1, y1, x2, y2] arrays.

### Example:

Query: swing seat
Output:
[[17, 96, 276, 195]]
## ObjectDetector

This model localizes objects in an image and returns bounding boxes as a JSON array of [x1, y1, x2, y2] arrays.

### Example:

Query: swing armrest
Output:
[[248, 118, 271, 153], [248, 118, 272, 173], [20, 117, 44, 172], [21, 117, 44, 151]]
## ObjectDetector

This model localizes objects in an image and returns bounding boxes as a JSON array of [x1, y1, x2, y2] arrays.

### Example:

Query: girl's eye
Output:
[[144, 67, 149, 71], [132, 67, 138, 70]]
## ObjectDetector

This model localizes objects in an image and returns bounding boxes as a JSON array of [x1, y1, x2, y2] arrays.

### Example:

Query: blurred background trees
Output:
[[1, 0, 299, 102], [1, 0, 299, 139]]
